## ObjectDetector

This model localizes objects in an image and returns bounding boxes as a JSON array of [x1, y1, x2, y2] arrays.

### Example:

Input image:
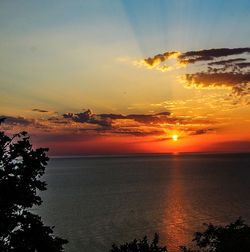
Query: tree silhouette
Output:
[[110, 233, 167, 252], [0, 118, 67, 251], [180, 217, 250, 252], [110, 218, 250, 252]]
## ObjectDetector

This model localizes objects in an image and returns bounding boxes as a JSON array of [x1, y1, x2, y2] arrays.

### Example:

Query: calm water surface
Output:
[[36, 154, 250, 252]]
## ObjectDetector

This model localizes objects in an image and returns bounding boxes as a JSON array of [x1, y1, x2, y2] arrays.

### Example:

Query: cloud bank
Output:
[[1, 108, 216, 141], [140, 47, 250, 97]]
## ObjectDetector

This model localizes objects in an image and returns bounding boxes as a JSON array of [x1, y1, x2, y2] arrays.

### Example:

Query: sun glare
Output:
[[172, 134, 179, 141]]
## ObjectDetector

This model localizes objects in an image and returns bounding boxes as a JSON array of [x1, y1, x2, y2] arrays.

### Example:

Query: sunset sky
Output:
[[1, 0, 250, 155]]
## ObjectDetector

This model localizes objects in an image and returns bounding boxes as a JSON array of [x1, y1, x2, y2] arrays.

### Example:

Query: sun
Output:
[[172, 134, 179, 141]]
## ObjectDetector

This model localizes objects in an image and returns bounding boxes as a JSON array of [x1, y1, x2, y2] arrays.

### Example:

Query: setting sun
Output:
[[172, 134, 179, 141]]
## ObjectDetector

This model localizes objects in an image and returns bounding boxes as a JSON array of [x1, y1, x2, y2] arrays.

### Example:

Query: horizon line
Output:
[[49, 151, 250, 159]]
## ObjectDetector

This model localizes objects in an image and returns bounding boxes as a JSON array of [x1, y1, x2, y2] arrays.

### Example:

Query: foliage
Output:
[[110, 233, 167, 252], [0, 118, 67, 251], [110, 218, 250, 252], [180, 217, 250, 252]]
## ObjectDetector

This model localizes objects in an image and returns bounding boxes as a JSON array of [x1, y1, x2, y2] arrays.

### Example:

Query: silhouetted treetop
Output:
[[0, 119, 67, 251], [110, 233, 167, 252], [180, 217, 250, 252], [111, 218, 250, 252]]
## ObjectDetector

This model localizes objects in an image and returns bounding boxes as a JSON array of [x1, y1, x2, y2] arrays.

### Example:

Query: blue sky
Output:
[[1, 0, 250, 52]]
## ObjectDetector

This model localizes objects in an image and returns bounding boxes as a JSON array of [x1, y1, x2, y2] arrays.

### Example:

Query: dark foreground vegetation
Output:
[[0, 118, 67, 251], [111, 217, 250, 252], [1, 120, 250, 252]]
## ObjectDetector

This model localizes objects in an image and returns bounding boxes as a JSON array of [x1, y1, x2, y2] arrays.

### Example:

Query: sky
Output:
[[1, 0, 250, 155]]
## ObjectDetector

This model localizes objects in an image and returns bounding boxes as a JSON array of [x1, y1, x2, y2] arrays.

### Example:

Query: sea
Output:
[[35, 153, 250, 252]]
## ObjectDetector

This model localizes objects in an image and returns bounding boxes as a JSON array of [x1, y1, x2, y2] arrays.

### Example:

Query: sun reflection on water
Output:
[[161, 158, 192, 251]]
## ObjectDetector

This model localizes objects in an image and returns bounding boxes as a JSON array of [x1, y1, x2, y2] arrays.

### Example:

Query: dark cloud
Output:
[[64, 110, 172, 127], [60, 109, 216, 139], [47, 116, 69, 124], [126, 114, 165, 123], [206, 59, 250, 74], [63, 109, 112, 127], [155, 111, 171, 116], [141, 48, 250, 96], [236, 62, 250, 69], [0, 116, 32, 126], [101, 111, 171, 124], [184, 73, 250, 96], [190, 128, 216, 136], [1, 107, 218, 143], [178, 47, 250, 64], [99, 113, 125, 120], [179, 48, 250, 96], [150, 128, 216, 142], [142, 48, 250, 97], [104, 129, 163, 137], [208, 58, 246, 66], [142, 48, 250, 67], [32, 108, 49, 113]]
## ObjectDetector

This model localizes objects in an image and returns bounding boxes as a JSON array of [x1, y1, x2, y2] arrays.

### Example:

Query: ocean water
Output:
[[36, 154, 250, 252]]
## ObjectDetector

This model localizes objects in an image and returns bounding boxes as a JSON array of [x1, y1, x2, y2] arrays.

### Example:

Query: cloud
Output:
[[190, 128, 216, 136], [60, 109, 216, 140], [179, 48, 250, 97], [64, 110, 172, 127], [139, 47, 250, 97], [104, 128, 163, 137], [150, 127, 217, 142], [63, 109, 112, 127], [208, 58, 246, 66], [178, 47, 250, 64], [155, 111, 171, 116], [144, 51, 180, 67], [140, 47, 250, 68], [66, 110, 213, 127], [99, 113, 126, 120], [32, 108, 49, 113], [126, 113, 171, 123], [235, 62, 250, 69], [0, 116, 32, 126], [2, 108, 218, 142], [133, 51, 180, 72], [183, 73, 250, 96]]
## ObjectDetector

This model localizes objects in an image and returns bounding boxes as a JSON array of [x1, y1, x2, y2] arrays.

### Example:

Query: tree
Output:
[[110, 233, 167, 252], [110, 218, 250, 252], [0, 118, 67, 251], [180, 217, 250, 252]]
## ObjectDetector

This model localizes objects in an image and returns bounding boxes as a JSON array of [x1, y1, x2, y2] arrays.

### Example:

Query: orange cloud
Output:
[[144, 51, 180, 67]]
